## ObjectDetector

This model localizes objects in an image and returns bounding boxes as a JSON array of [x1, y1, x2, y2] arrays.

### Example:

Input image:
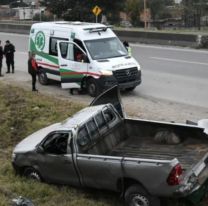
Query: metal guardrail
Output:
[[0, 21, 207, 48], [0, 20, 35, 25]]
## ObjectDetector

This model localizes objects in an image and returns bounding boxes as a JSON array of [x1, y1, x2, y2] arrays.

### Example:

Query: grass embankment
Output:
[[0, 83, 120, 206], [0, 83, 207, 206]]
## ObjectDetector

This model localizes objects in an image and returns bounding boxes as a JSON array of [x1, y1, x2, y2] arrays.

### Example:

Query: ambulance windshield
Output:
[[84, 37, 128, 60]]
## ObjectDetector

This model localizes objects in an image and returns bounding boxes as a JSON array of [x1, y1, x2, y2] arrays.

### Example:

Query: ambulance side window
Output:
[[74, 39, 86, 52], [59, 42, 85, 63], [49, 37, 68, 56], [60, 42, 74, 60]]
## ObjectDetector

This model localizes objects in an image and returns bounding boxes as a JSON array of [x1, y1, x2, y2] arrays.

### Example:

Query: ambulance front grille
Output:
[[113, 67, 139, 83]]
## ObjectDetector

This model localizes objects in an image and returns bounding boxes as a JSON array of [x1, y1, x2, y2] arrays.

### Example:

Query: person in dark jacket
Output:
[[4, 40, 15, 73], [0, 40, 3, 77], [28, 52, 38, 91]]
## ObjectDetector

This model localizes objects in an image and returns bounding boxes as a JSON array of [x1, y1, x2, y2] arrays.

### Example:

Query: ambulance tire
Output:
[[87, 78, 101, 97], [38, 70, 48, 85]]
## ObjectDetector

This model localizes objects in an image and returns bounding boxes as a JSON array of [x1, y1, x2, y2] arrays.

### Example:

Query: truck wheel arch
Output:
[[124, 184, 161, 206], [23, 166, 42, 182], [117, 177, 145, 195]]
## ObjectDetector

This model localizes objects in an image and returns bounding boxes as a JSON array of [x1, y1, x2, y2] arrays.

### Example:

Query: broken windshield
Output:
[[84, 37, 128, 60]]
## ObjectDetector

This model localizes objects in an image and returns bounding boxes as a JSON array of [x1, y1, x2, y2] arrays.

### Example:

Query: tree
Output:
[[41, 0, 69, 18], [0, 0, 13, 4], [148, 0, 173, 20], [0, 0, 27, 7], [125, 0, 143, 26], [41, 0, 125, 23], [182, 0, 208, 28], [125, 0, 174, 26]]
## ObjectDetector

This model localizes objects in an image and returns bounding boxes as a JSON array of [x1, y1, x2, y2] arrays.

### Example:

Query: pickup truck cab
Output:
[[12, 87, 208, 206]]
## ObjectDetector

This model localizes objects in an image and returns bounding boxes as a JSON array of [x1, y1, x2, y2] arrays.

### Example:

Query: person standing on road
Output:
[[0, 40, 3, 77], [28, 52, 38, 92], [4, 40, 15, 73], [123, 41, 132, 56]]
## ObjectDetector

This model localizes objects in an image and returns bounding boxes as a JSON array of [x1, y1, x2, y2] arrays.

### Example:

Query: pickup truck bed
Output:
[[110, 136, 208, 170], [87, 118, 208, 171]]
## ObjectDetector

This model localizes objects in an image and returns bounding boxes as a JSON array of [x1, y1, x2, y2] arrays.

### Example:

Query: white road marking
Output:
[[150, 56, 208, 66], [131, 43, 208, 54]]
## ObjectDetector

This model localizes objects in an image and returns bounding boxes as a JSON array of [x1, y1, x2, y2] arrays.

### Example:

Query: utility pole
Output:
[[144, 0, 147, 29]]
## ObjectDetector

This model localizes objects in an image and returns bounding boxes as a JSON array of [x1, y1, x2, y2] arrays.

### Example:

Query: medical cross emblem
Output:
[[35, 31, 45, 51]]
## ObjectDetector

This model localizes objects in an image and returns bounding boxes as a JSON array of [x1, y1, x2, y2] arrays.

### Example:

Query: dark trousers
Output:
[[6, 58, 14, 73], [31, 73, 37, 90], [0, 58, 2, 75]]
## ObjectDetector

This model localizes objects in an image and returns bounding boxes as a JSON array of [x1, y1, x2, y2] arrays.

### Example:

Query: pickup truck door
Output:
[[76, 154, 123, 191], [37, 131, 80, 186], [90, 85, 125, 118], [75, 124, 123, 191], [57, 41, 89, 89]]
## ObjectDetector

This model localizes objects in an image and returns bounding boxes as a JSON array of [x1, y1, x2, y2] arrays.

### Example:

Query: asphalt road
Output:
[[0, 32, 208, 109]]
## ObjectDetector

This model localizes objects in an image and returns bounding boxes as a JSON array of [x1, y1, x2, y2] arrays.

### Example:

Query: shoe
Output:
[[6, 71, 10, 73], [12, 71, 14, 73], [32, 89, 38, 92]]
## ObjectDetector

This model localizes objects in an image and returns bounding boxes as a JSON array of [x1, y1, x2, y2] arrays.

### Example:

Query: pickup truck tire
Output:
[[23, 167, 42, 182], [87, 78, 101, 97], [125, 86, 136, 92], [38, 69, 48, 85], [124, 184, 160, 206]]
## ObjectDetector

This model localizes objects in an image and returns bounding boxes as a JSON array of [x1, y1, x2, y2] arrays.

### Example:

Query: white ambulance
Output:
[[29, 21, 141, 96]]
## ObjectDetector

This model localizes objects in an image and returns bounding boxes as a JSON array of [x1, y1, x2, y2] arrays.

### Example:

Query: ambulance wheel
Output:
[[87, 78, 101, 97], [38, 70, 48, 85]]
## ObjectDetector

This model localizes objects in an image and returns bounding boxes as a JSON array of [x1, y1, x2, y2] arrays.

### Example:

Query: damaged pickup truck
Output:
[[12, 86, 208, 206]]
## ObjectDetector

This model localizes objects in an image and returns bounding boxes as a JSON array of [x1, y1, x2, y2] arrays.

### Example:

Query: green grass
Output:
[[0, 82, 207, 206], [0, 83, 120, 206], [0, 154, 120, 206], [0, 84, 83, 148]]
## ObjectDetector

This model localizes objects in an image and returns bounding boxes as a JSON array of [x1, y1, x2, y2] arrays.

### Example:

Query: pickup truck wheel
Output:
[[125, 86, 136, 92], [23, 168, 41, 182], [125, 184, 160, 206], [38, 70, 48, 85], [87, 78, 101, 97]]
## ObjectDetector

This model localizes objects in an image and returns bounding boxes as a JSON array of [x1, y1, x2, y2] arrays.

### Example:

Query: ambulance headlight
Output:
[[136, 63, 141, 70], [100, 70, 113, 76]]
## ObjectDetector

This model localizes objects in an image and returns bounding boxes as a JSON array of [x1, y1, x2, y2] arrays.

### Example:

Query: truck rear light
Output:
[[167, 164, 183, 186]]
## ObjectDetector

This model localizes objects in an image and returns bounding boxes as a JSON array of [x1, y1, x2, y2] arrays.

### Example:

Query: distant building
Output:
[[23, 0, 40, 8], [0, 5, 16, 20]]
